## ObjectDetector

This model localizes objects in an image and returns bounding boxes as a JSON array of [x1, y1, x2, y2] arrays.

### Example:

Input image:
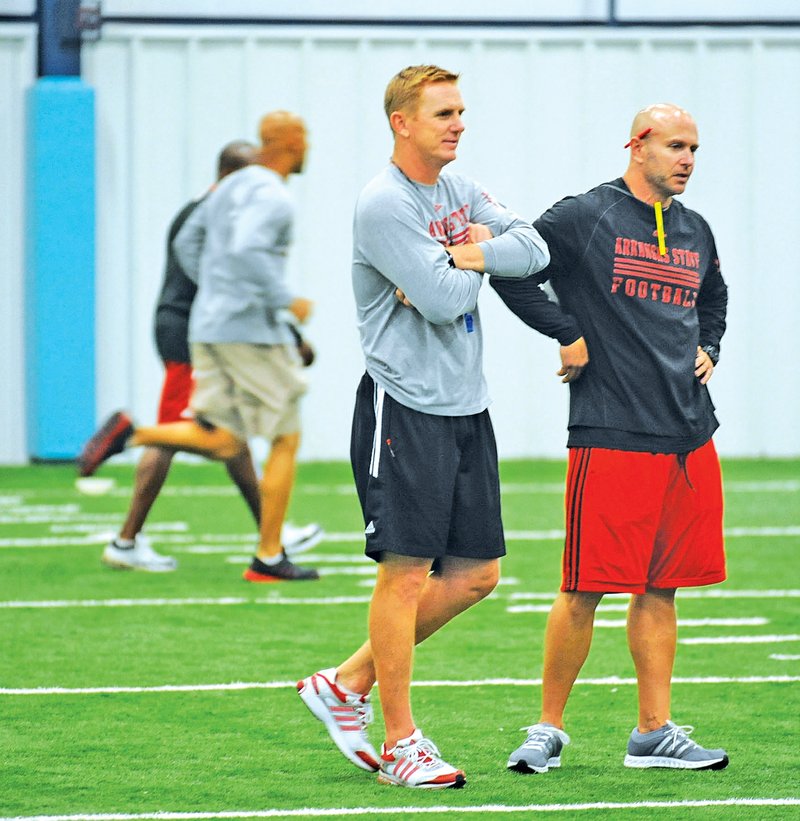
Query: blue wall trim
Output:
[[25, 77, 95, 460]]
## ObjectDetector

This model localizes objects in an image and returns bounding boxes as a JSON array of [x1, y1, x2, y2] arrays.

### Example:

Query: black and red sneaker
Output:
[[243, 553, 319, 582], [77, 411, 134, 477]]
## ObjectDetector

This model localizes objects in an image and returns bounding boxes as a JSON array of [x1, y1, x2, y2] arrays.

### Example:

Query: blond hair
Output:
[[383, 65, 460, 120]]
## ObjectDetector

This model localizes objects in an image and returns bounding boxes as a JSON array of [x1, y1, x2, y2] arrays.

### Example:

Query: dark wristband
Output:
[[701, 344, 720, 365]]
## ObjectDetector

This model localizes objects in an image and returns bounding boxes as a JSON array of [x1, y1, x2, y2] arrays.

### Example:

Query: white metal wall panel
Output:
[[101, 0, 800, 23], [79, 24, 798, 462], [0, 24, 35, 465]]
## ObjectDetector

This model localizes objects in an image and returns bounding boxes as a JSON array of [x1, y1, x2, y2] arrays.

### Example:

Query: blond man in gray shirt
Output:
[[298, 65, 550, 789]]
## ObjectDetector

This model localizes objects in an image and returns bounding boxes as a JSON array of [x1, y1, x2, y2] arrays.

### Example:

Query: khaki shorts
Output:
[[190, 342, 307, 442]]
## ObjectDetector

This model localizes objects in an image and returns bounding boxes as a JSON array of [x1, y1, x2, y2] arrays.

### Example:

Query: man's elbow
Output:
[[529, 244, 550, 275], [420, 308, 463, 325], [416, 300, 474, 325]]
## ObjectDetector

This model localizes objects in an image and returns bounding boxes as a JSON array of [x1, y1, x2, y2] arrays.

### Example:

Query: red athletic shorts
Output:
[[157, 361, 194, 423], [562, 440, 726, 594]]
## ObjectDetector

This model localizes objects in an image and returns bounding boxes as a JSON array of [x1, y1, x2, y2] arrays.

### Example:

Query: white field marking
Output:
[[507, 606, 770, 628], [679, 634, 800, 645], [510, 589, 800, 601], [313, 567, 376, 577], [770, 654, 800, 660], [0, 596, 373, 610], [184, 550, 371, 562], [593, 617, 768, 628], [3, 475, 796, 500], [49, 522, 189, 534], [1, 587, 795, 611], [726, 526, 800, 537], [3, 526, 800, 549], [726, 480, 800, 492], [676, 588, 800, 599], [508, 603, 631, 614], [3, 675, 799, 697], [133, 477, 800, 494], [299, 482, 569, 496], [0, 503, 79, 513], [0, 514, 122, 526], [1, 798, 799, 821], [224, 557, 375, 576]]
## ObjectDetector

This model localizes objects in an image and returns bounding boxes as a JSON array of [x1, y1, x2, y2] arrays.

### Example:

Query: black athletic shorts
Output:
[[350, 372, 506, 564]]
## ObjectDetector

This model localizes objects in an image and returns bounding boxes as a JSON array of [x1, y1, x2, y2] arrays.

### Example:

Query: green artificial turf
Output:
[[0, 458, 798, 820]]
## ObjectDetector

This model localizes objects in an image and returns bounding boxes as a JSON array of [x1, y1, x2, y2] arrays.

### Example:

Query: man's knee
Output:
[[375, 554, 434, 602], [557, 590, 604, 622], [271, 431, 301, 452], [439, 558, 499, 604], [199, 422, 246, 461], [472, 560, 500, 600], [632, 587, 677, 612]]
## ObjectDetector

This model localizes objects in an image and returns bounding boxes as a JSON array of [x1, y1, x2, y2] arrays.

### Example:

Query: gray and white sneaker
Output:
[[624, 721, 729, 770], [282, 522, 324, 557], [507, 723, 570, 773], [102, 535, 178, 572]]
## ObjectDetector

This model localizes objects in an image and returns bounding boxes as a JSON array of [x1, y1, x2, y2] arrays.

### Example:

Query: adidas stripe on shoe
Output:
[[378, 729, 465, 790], [624, 721, 729, 770], [297, 668, 379, 772], [507, 723, 570, 774]]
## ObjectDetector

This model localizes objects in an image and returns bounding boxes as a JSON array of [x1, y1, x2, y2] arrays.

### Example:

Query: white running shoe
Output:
[[297, 668, 380, 772], [282, 522, 324, 557], [102, 535, 178, 572], [378, 729, 466, 789]]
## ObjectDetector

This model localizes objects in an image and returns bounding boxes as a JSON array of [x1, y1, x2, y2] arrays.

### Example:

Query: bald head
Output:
[[259, 111, 305, 145], [628, 103, 696, 146], [257, 110, 308, 177]]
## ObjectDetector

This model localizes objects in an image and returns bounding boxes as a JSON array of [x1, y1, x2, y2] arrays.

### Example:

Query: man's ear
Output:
[[390, 110, 409, 138]]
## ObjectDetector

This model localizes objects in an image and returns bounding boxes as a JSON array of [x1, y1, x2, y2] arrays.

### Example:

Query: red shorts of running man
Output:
[[157, 361, 194, 424], [562, 439, 726, 594]]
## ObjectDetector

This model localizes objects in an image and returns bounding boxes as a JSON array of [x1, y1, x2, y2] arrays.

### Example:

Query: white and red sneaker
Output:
[[297, 668, 379, 772], [377, 729, 466, 789]]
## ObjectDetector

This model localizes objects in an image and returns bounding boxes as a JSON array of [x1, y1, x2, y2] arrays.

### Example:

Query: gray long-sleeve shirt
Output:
[[353, 164, 550, 415], [173, 165, 296, 345]]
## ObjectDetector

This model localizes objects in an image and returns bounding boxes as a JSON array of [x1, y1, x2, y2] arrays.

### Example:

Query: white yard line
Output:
[[508, 603, 630, 614], [2, 675, 798, 697], [592, 618, 768, 628], [679, 634, 800, 645], [2, 525, 800, 549], [0, 596, 374, 609], [1, 589, 796, 610], [1, 477, 796, 504], [2, 587, 797, 610], [1, 798, 798, 821], [509, 589, 800, 600]]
